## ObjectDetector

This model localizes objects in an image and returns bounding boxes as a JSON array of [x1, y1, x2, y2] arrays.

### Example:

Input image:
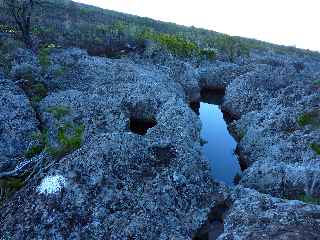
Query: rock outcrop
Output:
[[0, 44, 319, 239], [0, 77, 39, 172]]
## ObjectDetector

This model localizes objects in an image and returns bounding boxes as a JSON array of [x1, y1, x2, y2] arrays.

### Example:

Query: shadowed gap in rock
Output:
[[129, 117, 157, 135], [193, 201, 229, 240]]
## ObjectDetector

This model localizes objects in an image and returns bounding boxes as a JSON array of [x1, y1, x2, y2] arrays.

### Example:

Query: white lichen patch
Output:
[[37, 175, 67, 195]]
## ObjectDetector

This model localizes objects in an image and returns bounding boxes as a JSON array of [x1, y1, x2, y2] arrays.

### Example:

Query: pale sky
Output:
[[74, 0, 320, 52]]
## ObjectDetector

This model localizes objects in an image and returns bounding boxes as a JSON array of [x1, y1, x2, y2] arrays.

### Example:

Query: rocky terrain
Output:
[[0, 1, 320, 239]]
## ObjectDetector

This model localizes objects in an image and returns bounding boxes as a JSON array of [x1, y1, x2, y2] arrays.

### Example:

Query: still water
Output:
[[198, 90, 241, 186]]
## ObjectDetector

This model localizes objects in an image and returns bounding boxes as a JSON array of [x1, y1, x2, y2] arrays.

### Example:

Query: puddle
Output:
[[195, 89, 241, 186]]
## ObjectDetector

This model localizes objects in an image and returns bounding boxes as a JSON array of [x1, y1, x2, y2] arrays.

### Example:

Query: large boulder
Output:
[[227, 65, 320, 199], [0, 78, 39, 172], [0, 132, 227, 239], [222, 64, 298, 118], [198, 62, 254, 90], [218, 187, 320, 240]]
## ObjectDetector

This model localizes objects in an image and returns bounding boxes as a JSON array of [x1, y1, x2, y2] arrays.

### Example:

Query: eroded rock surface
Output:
[[0, 49, 229, 239], [218, 187, 320, 240], [0, 77, 39, 171], [1, 45, 320, 239]]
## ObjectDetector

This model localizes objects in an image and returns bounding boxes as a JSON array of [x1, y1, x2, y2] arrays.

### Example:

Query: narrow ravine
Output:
[[196, 90, 241, 186]]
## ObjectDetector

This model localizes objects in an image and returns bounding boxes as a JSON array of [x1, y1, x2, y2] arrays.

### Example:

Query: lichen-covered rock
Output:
[[0, 132, 227, 239], [0, 49, 229, 239], [169, 61, 200, 102], [198, 62, 254, 90], [218, 187, 320, 240], [0, 78, 39, 170], [1, 44, 320, 239], [225, 60, 320, 199], [222, 64, 299, 118]]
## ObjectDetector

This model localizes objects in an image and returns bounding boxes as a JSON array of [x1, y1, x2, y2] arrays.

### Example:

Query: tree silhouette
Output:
[[1, 0, 40, 48]]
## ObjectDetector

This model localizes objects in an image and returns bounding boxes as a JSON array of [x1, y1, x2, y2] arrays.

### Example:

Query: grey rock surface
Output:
[[1, 45, 320, 239], [0, 49, 229, 239], [218, 187, 320, 240], [0, 77, 39, 170]]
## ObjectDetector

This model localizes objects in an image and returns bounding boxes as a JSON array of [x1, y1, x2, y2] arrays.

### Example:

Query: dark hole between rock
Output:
[[193, 201, 229, 240], [129, 118, 157, 135], [190, 88, 234, 122], [235, 146, 249, 171]]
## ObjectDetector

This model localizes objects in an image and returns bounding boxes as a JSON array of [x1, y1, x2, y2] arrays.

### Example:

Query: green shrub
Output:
[[140, 30, 200, 57], [207, 35, 250, 62], [38, 44, 56, 69], [22, 82, 48, 106], [310, 143, 320, 155], [199, 48, 217, 60], [46, 105, 71, 120], [298, 113, 314, 126], [32, 82, 47, 96]]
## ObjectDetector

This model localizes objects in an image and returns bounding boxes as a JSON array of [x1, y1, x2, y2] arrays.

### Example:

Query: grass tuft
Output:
[[46, 105, 71, 120], [297, 111, 319, 127], [310, 143, 320, 155], [46, 123, 85, 159]]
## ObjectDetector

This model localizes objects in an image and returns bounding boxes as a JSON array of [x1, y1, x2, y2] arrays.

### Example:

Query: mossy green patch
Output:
[[313, 80, 320, 86], [297, 110, 320, 127], [23, 81, 48, 106], [0, 177, 25, 206], [199, 48, 217, 60], [28, 123, 84, 160], [25, 144, 44, 159], [310, 143, 320, 155], [46, 105, 71, 120], [46, 123, 85, 159], [297, 194, 320, 205]]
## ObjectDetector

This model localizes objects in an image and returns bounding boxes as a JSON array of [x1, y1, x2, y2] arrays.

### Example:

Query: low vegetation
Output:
[[310, 143, 320, 155], [46, 123, 85, 159], [21, 81, 48, 106], [0, 177, 25, 207], [26, 103, 84, 160], [297, 110, 320, 127], [46, 105, 71, 120], [38, 44, 57, 69], [26, 123, 85, 160], [298, 194, 320, 205], [1, 0, 318, 63], [206, 34, 250, 61], [25, 144, 44, 159]]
